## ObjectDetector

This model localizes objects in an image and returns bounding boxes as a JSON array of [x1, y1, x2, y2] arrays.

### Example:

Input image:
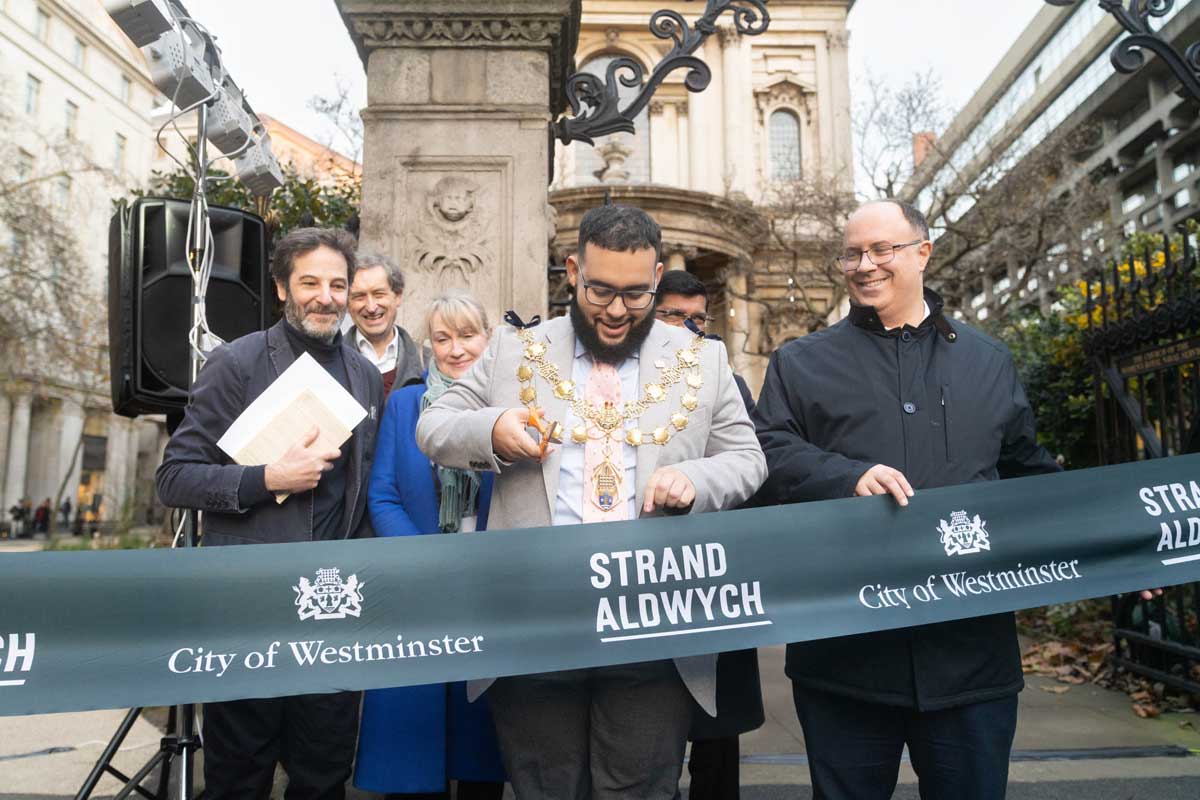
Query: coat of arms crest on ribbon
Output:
[[937, 510, 991, 557], [293, 567, 365, 621]]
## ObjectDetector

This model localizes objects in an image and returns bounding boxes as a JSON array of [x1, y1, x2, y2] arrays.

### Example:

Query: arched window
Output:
[[769, 109, 801, 182], [573, 54, 651, 184]]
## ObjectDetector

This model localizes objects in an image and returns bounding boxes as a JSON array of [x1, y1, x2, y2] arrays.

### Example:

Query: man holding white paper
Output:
[[156, 227, 383, 799]]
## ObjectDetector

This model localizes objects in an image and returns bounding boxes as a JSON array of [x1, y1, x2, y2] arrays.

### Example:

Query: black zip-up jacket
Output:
[[156, 320, 383, 546], [753, 288, 1061, 710]]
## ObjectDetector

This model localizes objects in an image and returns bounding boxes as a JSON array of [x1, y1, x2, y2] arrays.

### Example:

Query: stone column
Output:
[[725, 273, 751, 376], [720, 25, 752, 196], [649, 101, 678, 185], [688, 34, 725, 195], [825, 28, 852, 180], [665, 250, 688, 272], [3, 393, 32, 511], [55, 397, 85, 512], [125, 420, 143, 520], [676, 105, 691, 187], [103, 416, 131, 521], [338, 0, 580, 336], [0, 393, 11, 511]]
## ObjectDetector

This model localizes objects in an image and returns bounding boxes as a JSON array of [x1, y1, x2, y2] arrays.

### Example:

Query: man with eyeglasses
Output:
[[418, 204, 765, 799], [655, 270, 755, 417], [752, 199, 1062, 799], [655, 268, 763, 800]]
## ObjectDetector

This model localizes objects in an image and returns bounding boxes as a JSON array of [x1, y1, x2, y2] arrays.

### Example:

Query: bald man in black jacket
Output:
[[753, 200, 1060, 800]]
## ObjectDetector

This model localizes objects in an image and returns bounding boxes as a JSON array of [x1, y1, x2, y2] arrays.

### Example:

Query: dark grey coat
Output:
[[156, 320, 384, 547]]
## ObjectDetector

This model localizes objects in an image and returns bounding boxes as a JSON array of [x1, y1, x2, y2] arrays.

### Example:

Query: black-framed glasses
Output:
[[835, 239, 925, 272], [656, 308, 714, 327], [580, 279, 657, 310]]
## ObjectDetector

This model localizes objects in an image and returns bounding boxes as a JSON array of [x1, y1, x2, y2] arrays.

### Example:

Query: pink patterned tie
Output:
[[583, 361, 627, 523]]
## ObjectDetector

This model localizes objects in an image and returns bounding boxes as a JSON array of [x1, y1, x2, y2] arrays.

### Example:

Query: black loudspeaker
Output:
[[108, 197, 271, 417]]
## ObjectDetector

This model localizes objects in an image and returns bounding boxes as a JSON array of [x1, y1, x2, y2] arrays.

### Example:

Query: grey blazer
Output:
[[416, 315, 767, 714]]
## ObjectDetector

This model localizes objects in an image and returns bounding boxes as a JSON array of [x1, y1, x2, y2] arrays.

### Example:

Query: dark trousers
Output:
[[686, 737, 740, 800], [792, 686, 1018, 800], [487, 660, 692, 800], [202, 692, 360, 800]]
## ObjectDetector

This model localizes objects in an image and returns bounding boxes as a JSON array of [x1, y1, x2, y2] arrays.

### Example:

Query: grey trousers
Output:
[[486, 660, 691, 800]]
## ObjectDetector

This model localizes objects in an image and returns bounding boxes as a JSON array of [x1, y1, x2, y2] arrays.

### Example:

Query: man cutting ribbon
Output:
[[416, 204, 766, 800]]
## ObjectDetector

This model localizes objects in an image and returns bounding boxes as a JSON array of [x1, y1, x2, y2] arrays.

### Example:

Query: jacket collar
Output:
[[847, 287, 957, 343]]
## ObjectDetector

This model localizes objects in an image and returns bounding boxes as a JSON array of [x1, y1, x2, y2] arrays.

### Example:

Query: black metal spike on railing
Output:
[[1099, 262, 1110, 331]]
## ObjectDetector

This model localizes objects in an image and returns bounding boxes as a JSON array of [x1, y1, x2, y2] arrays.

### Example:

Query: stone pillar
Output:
[[338, 0, 580, 336], [0, 393, 11, 511], [725, 273, 751, 376], [720, 25, 752, 196], [55, 397, 85, 511], [649, 101, 678, 185], [676, 105, 691, 187], [665, 250, 687, 272], [689, 34, 725, 195], [124, 420, 143, 520], [825, 28, 852, 180], [3, 393, 32, 511], [103, 416, 131, 521]]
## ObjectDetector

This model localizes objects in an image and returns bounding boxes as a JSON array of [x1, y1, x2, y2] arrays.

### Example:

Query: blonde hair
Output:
[[425, 291, 490, 340]]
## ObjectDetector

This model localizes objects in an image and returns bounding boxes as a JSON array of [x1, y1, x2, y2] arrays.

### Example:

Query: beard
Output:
[[570, 294, 656, 365], [284, 294, 344, 344]]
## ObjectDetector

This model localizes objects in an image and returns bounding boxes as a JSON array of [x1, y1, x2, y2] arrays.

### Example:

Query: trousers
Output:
[[201, 692, 360, 800], [487, 660, 692, 800], [792, 686, 1018, 800]]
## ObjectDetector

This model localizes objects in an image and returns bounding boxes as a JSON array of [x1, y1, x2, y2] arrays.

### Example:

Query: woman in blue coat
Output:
[[354, 292, 506, 800]]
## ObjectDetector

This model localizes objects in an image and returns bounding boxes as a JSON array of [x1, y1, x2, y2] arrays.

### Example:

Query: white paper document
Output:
[[217, 352, 367, 502]]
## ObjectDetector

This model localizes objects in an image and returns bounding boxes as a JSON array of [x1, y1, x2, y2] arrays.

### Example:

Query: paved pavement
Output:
[[5, 646, 1200, 798]]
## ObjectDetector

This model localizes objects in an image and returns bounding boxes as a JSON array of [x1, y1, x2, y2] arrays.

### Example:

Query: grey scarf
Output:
[[421, 362, 481, 532]]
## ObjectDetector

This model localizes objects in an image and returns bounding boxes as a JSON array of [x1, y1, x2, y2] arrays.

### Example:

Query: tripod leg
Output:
[[175, 704, 200, 800], [153, 707, 178, 799], [111, 750, 168, 800], [75, 707, 143, 800]]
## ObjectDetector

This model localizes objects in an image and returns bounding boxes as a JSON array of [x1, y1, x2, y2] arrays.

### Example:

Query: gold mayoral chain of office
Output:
[[514, 325, 707, 513]]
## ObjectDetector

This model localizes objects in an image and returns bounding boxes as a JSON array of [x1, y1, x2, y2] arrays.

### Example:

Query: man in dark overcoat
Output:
[[753, 199, 1060, 799]]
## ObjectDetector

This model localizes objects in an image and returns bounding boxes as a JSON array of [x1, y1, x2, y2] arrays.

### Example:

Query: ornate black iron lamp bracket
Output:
[[554, 0, 770, 146], [1046, 0, 1200, 102]]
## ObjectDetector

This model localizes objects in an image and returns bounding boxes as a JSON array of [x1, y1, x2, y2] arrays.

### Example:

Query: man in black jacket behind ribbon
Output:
[[752, 199, 1060, 799], [157, 227, 383, 799]]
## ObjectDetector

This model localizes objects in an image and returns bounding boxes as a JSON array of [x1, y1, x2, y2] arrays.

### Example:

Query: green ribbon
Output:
[[2, 455, 1199, 717]]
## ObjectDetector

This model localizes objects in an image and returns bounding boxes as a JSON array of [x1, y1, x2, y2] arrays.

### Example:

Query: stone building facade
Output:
[[549, 0, 854, 391], [0, 0, 166, 530]]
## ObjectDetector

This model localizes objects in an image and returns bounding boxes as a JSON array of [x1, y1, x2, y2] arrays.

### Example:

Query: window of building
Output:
[[120, 74, 133, 104], [64, 100, 79, 139], [73, 37, 86, 69], [16, 150, 35, 182], [35, 7, 50, 41], [769, 109, 801, 182], [55, 175, 71, 207], [1175, 189, 1191, 210], [572, 55, 651, 185], [24, 74, 41, 116], [1122, 192, 1146, 215], [1174, 160, 1194, 184], [114, 133, 127, 171]]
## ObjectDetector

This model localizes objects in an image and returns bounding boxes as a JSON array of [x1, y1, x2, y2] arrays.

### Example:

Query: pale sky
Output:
[[181, 0, 1050, 158]]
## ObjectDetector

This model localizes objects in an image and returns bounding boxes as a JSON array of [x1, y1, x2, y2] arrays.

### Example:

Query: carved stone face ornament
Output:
[[429, 175, 479, 226]]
